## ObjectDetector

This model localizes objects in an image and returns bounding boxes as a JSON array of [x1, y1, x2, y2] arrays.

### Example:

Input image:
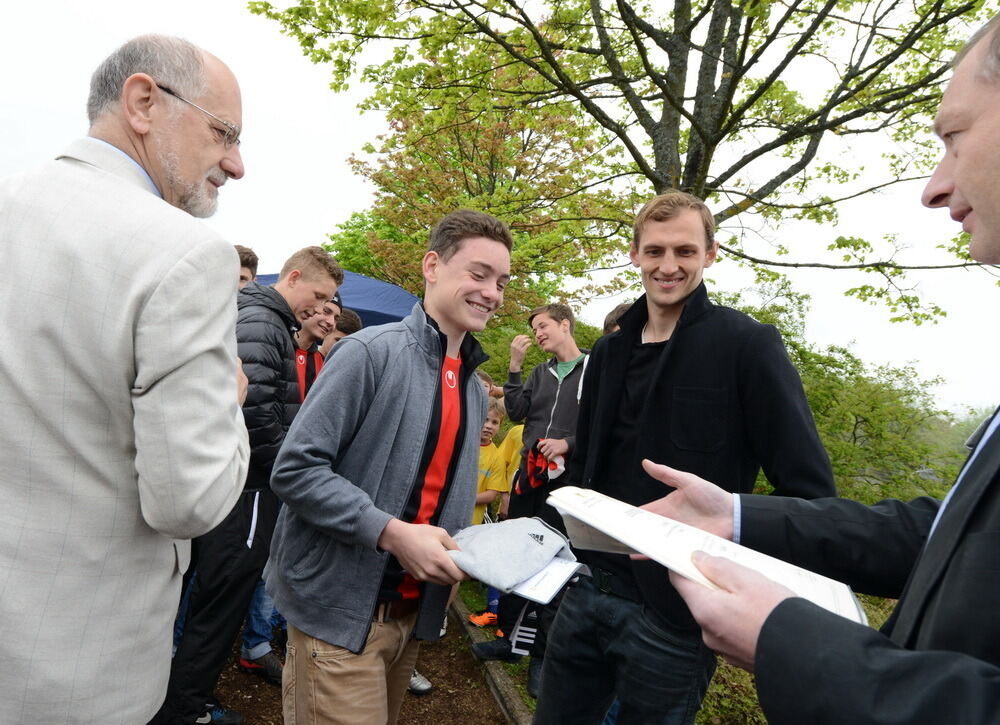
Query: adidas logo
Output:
[[529, 533, 545, 544]]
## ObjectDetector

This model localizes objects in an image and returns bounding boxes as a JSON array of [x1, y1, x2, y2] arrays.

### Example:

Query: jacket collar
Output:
[[404, 302, 489, 371], [57, 137, 160, 197], [238, 281, 300, 332], [616, 282, 714, 340]]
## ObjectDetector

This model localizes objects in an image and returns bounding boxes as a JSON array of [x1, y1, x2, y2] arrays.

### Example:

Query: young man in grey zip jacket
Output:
[[265, 209, 513, 724], [475, 303, 588, 694]]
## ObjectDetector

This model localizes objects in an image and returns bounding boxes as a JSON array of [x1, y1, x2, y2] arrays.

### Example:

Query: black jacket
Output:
[[237, 282, 300, 491], [747, 408, 1000, 724], [570, 283, 836, 625]]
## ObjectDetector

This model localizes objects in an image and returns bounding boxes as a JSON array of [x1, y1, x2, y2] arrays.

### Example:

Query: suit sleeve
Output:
[[131, 239, 249, 539], [740, 493, 938, 597], [269, 338, 393, 551], [739, 324, 836, 499], [755, 597, 1000, 724]]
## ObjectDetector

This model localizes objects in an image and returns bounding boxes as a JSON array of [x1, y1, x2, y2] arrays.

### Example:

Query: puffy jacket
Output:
[[237, 281, 300, 490]]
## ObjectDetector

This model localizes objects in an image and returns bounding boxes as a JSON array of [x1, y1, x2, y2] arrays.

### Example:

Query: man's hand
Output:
[[509, 334, 532, 372], [639, 460, 734, 540], [670, 553, 793, 672], [377, 519, 467, 586], [538, 437, 569, 459], [236, 357, 249, 406]]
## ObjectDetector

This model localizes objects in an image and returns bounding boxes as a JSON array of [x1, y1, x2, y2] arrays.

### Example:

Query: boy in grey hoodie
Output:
[[265, 210, 513, 724]]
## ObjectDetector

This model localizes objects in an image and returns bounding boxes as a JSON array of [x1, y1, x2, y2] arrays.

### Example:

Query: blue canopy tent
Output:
[[256, 270, 419, 327]]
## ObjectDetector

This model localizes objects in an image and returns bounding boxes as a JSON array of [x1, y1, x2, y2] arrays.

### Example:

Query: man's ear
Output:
[[286, 269, 302, 286], [422, 250, 440, 285], [120, 73, 158, 136], [704, 242, 719, 268], [629, 244, 640, 267]]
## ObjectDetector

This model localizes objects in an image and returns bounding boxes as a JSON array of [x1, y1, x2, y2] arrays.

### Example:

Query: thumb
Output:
[[641, 459, 696, 490], [690, 551, 757, 593], [438, 530, 460, 551]]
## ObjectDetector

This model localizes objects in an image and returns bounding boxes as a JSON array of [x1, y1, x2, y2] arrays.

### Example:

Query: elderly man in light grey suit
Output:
[[0, 36, 250, 723]]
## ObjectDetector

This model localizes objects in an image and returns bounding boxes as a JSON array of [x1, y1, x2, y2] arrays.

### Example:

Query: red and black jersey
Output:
[[294, 347, 324, 402], [379, 354, 467, 601]]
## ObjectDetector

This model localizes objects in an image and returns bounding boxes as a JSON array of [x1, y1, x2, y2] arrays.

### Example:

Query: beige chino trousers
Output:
[[282, 611, 420, 725]]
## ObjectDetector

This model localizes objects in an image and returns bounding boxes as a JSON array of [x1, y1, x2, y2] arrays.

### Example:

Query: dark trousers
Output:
[[534, 576, 716, 725], [153, 489, 279, 723]]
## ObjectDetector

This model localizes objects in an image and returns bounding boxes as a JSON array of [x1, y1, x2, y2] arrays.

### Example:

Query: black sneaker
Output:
[[238, 650, 283, 686], [196, 703, 244, 725], [471, 637, 522, 663]]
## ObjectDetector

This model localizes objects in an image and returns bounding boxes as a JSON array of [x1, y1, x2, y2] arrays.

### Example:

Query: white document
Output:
[[547, 486, 868, 626], [511, 556, 586, 604]]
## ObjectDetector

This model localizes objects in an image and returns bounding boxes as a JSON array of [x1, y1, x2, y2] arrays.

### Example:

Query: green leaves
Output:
[[251, 0, 996, 321]]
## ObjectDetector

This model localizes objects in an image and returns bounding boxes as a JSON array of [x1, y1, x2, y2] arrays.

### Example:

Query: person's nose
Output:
[[221, 145, 245, 180], [658, 252, 679, 275], [921, 152, 953, 209]]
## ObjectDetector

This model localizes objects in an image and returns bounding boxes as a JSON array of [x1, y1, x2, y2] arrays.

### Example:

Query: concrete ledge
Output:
[[450, 597, 533, 725]]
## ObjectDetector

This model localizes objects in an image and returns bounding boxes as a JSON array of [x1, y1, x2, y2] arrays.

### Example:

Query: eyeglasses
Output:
[[156, 83, 241, 148]]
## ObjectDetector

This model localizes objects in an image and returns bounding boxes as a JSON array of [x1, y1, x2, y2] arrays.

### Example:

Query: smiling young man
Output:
[[533, 190, 836, 724], [293, 291, 342, 399], [265, 209, 512, 724]]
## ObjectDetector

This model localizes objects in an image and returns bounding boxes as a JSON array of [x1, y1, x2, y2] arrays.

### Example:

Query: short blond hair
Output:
[[487, 397, 505, 420], [279, 246, 344, 285]]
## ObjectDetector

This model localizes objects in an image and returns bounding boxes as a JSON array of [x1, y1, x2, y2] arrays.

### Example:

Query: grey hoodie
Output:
[[265, 304, 487, 652]]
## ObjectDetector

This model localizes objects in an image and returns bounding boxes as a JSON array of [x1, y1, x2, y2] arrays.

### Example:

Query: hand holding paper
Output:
[[670, 552, 794, 672]]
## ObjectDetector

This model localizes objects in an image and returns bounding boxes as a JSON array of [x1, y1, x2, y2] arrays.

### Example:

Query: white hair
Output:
[[87, 35, 206, 124]]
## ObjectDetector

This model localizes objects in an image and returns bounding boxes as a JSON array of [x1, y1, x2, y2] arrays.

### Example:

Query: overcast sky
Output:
[[1, 0, 997, 415]]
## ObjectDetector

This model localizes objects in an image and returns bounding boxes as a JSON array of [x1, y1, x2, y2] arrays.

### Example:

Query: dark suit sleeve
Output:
[[739, 324, 836, 499], [755, 597, 1000, 725], [740, 493, 938, 598]]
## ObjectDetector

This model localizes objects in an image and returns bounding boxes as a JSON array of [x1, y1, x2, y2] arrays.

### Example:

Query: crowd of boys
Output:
[[1, 17, 999, 725]]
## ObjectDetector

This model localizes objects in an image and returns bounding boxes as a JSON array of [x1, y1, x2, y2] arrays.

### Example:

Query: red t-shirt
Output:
[[397, 355, 462, 599]]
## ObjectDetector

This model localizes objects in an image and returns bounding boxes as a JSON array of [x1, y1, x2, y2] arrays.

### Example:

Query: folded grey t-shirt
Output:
[[449, 517, 575, 592]]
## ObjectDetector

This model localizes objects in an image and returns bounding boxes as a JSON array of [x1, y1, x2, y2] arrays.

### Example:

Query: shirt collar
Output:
[[87, 138, 161, 197]]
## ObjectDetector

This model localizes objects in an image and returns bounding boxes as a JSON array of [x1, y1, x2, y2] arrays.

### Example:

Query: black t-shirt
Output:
[[579, 338, 669, 585]]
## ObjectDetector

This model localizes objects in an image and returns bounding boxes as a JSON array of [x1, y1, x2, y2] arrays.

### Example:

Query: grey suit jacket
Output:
[[0, 138, 249, 723]]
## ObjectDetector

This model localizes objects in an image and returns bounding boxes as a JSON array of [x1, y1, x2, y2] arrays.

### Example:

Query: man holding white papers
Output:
[[638, 17, 1000, 723], [534, 191, 836, 723]]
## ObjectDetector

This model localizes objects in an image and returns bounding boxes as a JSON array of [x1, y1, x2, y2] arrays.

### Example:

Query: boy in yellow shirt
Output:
[[472, 398, 508, 525], [468, 398, 510, 627]]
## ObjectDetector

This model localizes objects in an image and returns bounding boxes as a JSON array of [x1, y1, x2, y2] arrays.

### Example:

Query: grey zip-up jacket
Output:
[[265, 303, 487, 652], [504, 352, 589, 473]]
